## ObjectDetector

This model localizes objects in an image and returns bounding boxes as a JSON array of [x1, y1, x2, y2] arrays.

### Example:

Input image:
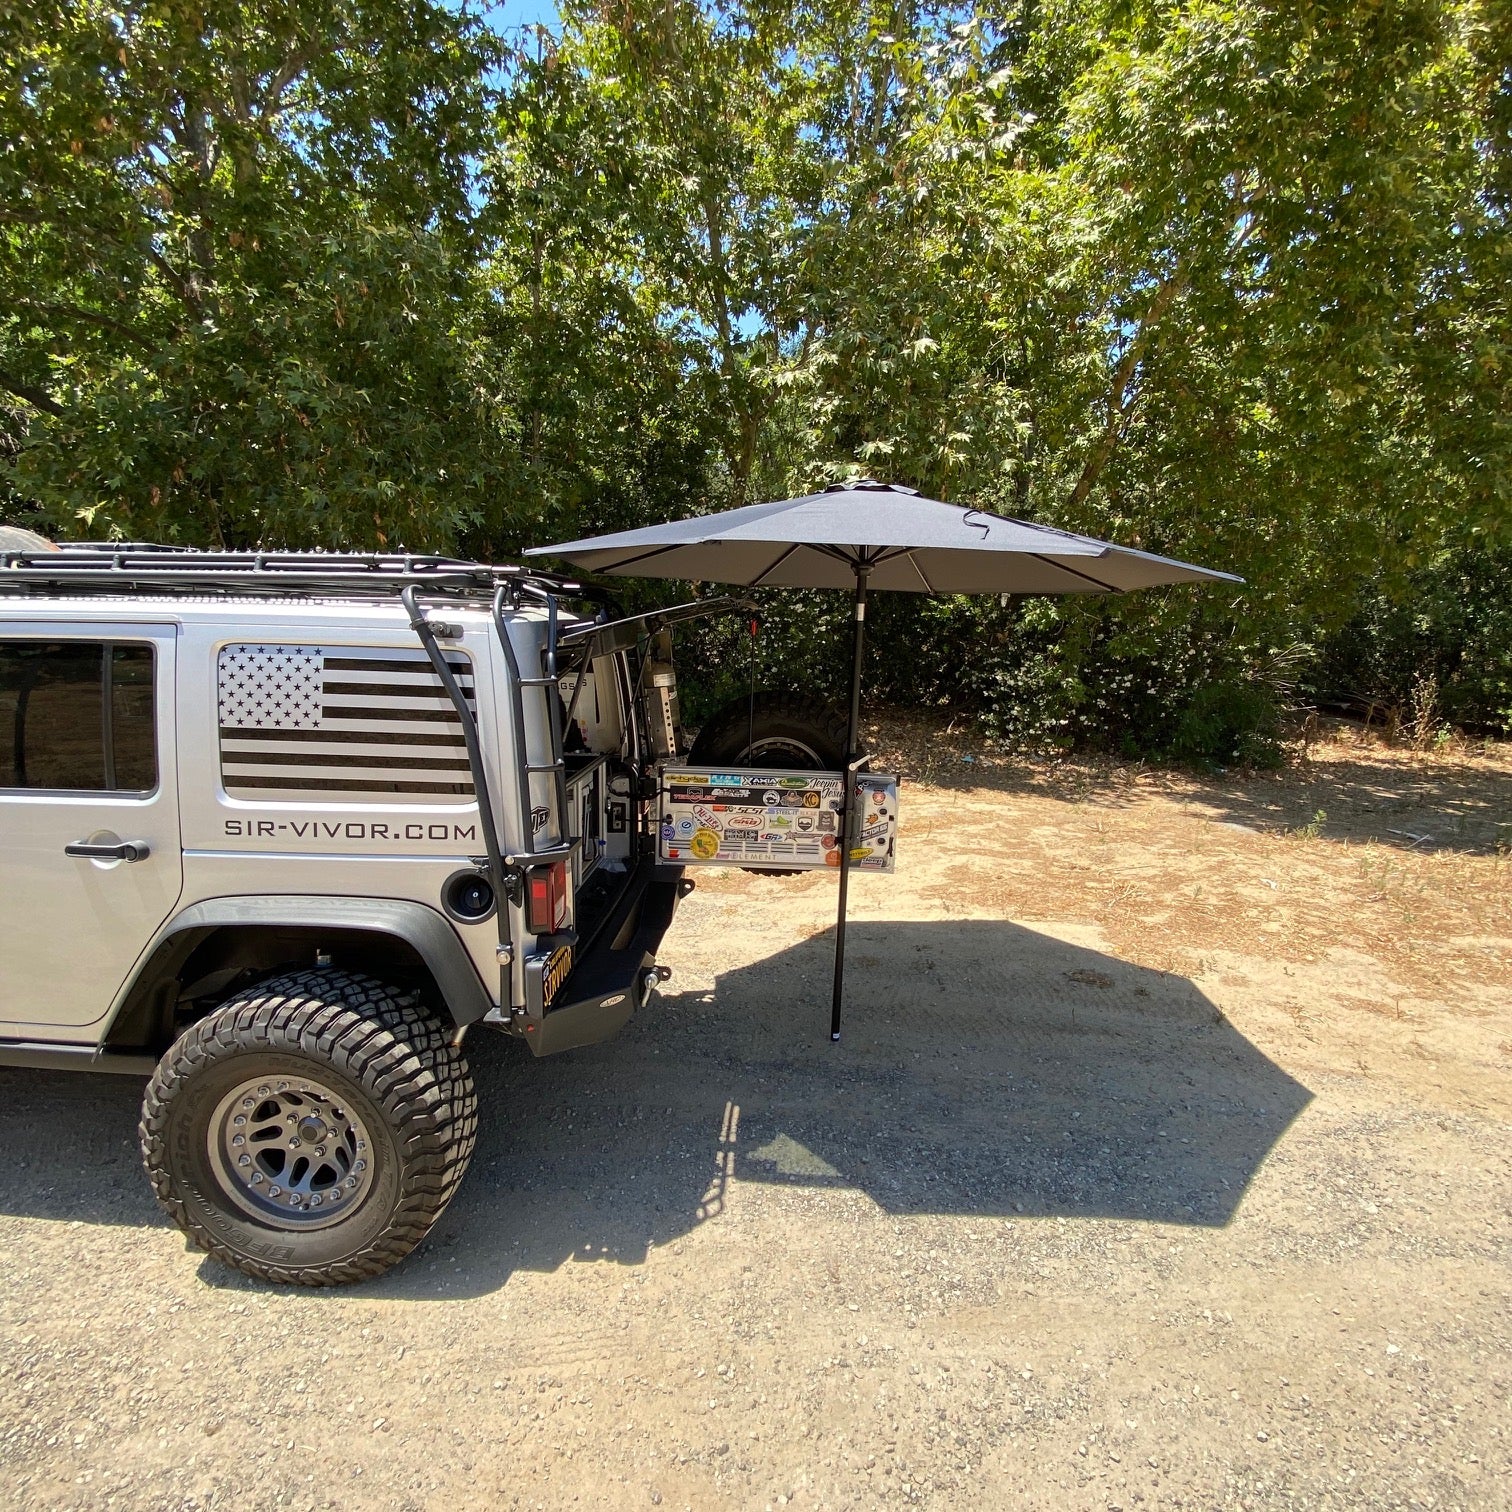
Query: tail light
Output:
[[525, 860, 570, 935]]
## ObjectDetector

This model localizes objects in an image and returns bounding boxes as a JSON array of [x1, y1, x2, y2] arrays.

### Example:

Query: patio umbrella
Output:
[[529, 480, 1240, 1038]]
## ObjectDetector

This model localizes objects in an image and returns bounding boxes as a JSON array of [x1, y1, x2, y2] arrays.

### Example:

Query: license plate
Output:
[[542, 945, 573, 1007]]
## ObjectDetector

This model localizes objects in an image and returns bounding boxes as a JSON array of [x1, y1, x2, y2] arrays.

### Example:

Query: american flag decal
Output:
[[217, 644, 476, 804]]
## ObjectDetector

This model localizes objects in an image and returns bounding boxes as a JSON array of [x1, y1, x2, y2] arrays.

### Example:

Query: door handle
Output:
[[65, 840, 151, 863]]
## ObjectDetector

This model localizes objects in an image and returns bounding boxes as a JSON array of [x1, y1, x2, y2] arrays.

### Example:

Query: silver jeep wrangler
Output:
[[0, 544, 812, 1285]]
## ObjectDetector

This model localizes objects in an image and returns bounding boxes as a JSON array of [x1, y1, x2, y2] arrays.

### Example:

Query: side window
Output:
[[0, 640, 157, 793]]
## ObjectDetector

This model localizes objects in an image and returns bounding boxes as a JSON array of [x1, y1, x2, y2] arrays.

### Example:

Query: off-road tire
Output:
[[140, 970, 477, 1286], [688, 691, 857, 772], [687, 692, 861, 875]]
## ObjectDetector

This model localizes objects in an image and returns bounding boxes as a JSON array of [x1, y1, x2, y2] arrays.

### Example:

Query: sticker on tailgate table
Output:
[[658, 765, 898, 873]]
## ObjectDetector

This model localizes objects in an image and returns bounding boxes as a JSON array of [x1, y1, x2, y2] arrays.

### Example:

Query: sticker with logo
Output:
[[690, 828, 721, 860], [765, 815, 791, 829], [677, 818, 694, 834], [709, 774, 743, 787], [725, 813, 762, 831], [817, 811, 835, 833], [541, 945, 574, 1007], [763, 790, 781, 807], [778, 776, 812, 790], [692, 805, 723, 830], [795, 815, 814, 832], [802, 791, 821, 808]]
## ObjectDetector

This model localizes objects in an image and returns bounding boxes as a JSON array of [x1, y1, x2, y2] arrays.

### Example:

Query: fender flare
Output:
[[110, 895, 495, 1036]]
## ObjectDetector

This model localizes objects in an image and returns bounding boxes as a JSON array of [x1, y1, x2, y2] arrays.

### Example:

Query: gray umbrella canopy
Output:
[[526, 480, 1240, 594], [530, 480, 1239, 1041]]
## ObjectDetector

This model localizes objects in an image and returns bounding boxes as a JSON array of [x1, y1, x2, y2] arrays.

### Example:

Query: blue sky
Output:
[[480, 1, 562, 34]]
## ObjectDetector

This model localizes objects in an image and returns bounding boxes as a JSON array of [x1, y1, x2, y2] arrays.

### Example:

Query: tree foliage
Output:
[[3, 0, 1508, 747], [1, 0, 508, 545]]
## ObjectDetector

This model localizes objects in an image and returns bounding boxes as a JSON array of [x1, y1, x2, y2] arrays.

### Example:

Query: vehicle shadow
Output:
[[0, 920, 1311, 1299]]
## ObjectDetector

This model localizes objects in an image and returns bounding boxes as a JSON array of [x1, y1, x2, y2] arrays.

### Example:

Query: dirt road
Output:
[[2, 728, 1508, 1510]]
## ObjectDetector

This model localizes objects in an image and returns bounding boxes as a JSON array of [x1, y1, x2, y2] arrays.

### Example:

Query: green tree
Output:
[[1, 0, 512, 547], [5, 0, 1506, 745]]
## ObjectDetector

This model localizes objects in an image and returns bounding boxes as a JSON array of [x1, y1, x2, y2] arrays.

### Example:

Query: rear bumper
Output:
[[522, 860, 686, 1056]]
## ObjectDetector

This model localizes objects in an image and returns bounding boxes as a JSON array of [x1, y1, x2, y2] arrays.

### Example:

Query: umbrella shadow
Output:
[[0, 920, 1310, 1299]]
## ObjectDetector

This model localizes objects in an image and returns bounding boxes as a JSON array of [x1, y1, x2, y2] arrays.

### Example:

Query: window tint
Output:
[[0, 641, 157, 792]]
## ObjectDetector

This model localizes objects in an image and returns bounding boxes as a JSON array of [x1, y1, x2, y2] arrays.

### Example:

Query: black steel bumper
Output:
[[521, 860, 687, 1056]]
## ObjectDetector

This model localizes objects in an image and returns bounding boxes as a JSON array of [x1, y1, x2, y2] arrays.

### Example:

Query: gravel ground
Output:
[[1, 737, 1508, 1510]]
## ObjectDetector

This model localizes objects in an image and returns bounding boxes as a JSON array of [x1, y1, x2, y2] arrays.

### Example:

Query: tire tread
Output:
[[140, 969, 477, 1287]]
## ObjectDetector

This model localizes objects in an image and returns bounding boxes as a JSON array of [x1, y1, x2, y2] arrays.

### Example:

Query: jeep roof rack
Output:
[[0, 545, 602, 609]]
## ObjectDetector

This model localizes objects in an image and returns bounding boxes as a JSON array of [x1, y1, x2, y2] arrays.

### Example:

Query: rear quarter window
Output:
[[0, 640, 156, 792]]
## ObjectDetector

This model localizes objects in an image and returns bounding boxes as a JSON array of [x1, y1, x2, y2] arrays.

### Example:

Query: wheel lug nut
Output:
[[238, 1154, 251, 1167], [315, 1146, 326, 1158], [233, 1115, 246, 1127], [269, 1185, 281, 1196], [242, 1097, 254, 1109]]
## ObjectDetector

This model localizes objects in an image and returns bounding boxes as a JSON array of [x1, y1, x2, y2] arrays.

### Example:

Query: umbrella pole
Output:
[[831, 562, 870, 1041]]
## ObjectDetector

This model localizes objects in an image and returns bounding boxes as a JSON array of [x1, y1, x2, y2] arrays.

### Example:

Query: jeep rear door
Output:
[[0, 625, 183, 1037]]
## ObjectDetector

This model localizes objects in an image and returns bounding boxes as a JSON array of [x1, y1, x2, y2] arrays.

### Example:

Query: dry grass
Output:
[[866, 710, 1511, 1002]]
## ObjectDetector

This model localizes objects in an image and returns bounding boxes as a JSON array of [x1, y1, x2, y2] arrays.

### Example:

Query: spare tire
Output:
[[686, 693, 860, 877], [687, 691, 857, 771], [0, 526, 59, 553]]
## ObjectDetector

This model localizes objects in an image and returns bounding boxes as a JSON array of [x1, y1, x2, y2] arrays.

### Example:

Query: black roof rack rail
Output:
[[0, 547, 608, 608]]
